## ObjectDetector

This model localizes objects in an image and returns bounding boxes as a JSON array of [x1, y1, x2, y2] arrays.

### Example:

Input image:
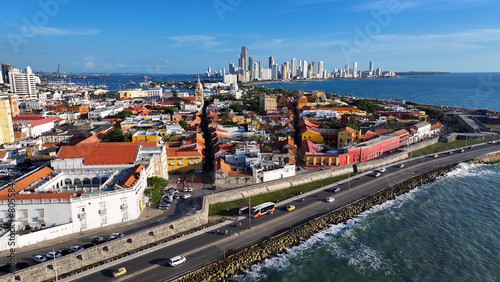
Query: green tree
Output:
[[164, 107, 174, 115], [229, 103, 242, 112], [179, 119, 189, 130], [260, 145, 272, 153], [145, 177, 168, 206], [102, 127, 130, 142], [113, 110, 134, 119], [187, 169, 196, 182]]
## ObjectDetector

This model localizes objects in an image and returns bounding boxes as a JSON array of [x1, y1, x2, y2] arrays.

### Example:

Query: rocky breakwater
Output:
[[177, 163, 459, 282], [473, 151, 500, 164]]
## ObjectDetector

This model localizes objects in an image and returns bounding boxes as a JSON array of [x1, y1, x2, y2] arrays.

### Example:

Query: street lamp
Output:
[[248, 195, 251, 229]]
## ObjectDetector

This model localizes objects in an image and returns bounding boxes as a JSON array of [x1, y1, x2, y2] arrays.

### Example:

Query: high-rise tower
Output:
[[240, 46, 248, 71]]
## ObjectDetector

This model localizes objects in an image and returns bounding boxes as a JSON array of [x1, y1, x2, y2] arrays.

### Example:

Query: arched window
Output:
[[83, 178, 91, 186], [64, 178, 72, 185], [74, 178, 82, 186], [92, 177, 100, 186]]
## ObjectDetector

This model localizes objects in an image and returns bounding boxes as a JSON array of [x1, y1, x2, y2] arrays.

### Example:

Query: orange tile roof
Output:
[[0, 192, 76, 200], [166, 147, 203, 158], [120, 165, 144, 187], [394, 129, 409, 136], [56, 142, 157, 165], [0, 166, 54, 196], [430, 122, 442, 130], [216, 157, 231, 173], [76, 131, 106, 145]]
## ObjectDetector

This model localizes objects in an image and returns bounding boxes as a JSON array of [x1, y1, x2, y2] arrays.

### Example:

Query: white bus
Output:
[[251, 202, 276, 218]]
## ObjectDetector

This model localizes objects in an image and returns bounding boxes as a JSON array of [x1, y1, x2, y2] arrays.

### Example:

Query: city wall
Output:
[[2, 197, 209, 282]]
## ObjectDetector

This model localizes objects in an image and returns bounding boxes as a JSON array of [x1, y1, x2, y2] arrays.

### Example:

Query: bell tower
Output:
[[195, 76, 204, 105]]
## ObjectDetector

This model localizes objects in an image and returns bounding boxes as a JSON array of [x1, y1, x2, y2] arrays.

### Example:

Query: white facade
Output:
[[29, 120, 56, 137], [8, 66, 39, 100], [88, 106, 124, 120], [262, 164, 296, 182], [147, 87, 162, 100]]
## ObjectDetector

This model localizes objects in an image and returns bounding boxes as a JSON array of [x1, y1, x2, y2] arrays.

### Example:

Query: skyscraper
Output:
[[1, 63, 11, 84], [269, 56, 274, 69], [345, 64, 350, 77], [353, 62, 358, 78], [248, 57, 254, 81], [240, 46, 248, 71], [369, 62, 374, 76], [302, 60, 308, 78], [291, 58, 297, 78], [9, 66, 38, 100], [318, 61, 324, 79]]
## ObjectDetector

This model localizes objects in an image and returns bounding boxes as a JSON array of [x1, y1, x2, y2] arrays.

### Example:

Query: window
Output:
[[179, 160, 183, 165], [171, 160, 174, 166], [196, 159, 200, 164]]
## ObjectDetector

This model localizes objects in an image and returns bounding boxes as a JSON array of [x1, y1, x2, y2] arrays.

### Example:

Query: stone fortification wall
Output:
[[474, 151, 500, 163], [2, 198, 209, 282], [354, 151, 407, 173], [178, 163, 460, 282], [402, 138, 439, 152]]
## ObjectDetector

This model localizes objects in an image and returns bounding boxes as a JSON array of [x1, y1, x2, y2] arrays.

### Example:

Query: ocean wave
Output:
[[444, 162, 498, 179]]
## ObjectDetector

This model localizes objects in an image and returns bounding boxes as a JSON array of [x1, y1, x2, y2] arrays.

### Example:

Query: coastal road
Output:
[[66, 143, 500, 282]]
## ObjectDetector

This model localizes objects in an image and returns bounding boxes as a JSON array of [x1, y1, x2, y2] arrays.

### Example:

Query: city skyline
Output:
[[0, 0, 499, 74]]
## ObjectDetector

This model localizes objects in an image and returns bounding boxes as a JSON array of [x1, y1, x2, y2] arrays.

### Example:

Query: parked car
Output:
[[326, 197, 335, 203], [91, 236, 105, 243], [70, 245, 85, 253], [108, 233, 124, 241], [169, 255, 186, 267], [16, 261, 30, 269], [58, 249, 71, 256], [113, 267, 127, 278], [167, 188, 179, 194], [83, 242, 96, 249], [286, 205, 296, 211], [159, 203, 170, 210], [34, 255, 47, 263], [181, 194, 191, 199], [377, 167, 386, 172], [46, 251, 62, 259]]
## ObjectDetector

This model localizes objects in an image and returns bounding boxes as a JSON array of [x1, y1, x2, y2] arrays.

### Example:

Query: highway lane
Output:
[[67, 143, 500, 282]]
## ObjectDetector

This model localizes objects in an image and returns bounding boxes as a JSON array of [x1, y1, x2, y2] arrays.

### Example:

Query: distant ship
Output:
[[144, 75, 152, 79], [128, 81, 137, 85]]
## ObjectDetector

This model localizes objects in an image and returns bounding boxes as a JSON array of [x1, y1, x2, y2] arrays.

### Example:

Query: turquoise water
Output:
[[235, 162, 500, 281], [256, 73, 500, 111]]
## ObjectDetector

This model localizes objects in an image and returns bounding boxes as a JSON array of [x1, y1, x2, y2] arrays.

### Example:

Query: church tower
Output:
[[195, 76, 204, 105]]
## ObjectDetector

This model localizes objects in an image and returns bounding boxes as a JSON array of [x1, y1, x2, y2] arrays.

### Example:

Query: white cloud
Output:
[[84, 55, 95, 68], [166, 35, 220, 48], [35, 27, 100, 36]]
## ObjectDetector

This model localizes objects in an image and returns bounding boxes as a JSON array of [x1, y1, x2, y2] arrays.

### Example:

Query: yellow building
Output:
[[165, 147, 203, 173], [0, 99, 15, 145], [260, 95, 277, 111], [338, 126, 360, 148], [298, 95, 308, 109], [301, 127, 324, 143], [132, 131, 159, 144]]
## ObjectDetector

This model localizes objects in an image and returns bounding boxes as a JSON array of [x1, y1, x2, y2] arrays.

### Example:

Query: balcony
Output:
[[37, 216, 45, 222], [99, 209, 107, 215], [120, 204, 128, 210], [78, 212, 86, 219]]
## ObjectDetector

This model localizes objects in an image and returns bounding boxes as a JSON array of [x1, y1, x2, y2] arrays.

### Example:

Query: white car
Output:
[[373, 172, 381, 177], [378, 167, 386, 172], [181, 194, 191, 199], [46, 251, 62, 259], [34, 255, 47, 263], [70, 245, 85, 253], [169, 255, 186, 266], [326, 197, 335, 203], [108, 233, 125, 241]]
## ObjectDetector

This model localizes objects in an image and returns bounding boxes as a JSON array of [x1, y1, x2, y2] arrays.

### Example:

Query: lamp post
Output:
[[248, 195, 251, 229]]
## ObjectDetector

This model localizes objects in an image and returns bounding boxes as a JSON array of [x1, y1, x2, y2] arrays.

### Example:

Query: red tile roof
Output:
[[120, 165, 144, 187], [56, 142, 157, 165], [27, 118, 57, 127], [0, 167, 54, 196]]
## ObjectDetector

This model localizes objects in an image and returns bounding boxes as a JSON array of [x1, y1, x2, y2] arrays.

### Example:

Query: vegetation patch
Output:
[[410, 138, 498, 157], [209, 173, 353, 216]]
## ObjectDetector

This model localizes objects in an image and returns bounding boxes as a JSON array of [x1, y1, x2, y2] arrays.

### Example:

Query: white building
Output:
[[0, 142, 167, 250], [8, 66, 39, 100], [147, 87, 162, 100]]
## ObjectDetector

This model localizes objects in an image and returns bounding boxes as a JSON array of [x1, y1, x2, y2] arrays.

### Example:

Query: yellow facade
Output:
[[0, 99, 15, 145], [132, 132, 159, 144], [298, 95, 308, 109], [167, 154, 203, 173], [337, 128, 359, 148], [301, 129, 324, 143]]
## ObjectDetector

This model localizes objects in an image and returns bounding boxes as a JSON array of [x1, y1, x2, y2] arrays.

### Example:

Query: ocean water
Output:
[[256, 73, 500, 111], [234, 162, 500, 282]]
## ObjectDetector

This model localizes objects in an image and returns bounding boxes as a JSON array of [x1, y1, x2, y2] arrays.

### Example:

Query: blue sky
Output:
[[1, 0, 499, 74]]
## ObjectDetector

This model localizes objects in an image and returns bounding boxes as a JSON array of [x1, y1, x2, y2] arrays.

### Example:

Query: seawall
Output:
[[177, 163, 460, 282]]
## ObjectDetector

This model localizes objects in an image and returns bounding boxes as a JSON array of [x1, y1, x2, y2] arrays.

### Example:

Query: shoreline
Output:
[[177, 155, 500, 281]]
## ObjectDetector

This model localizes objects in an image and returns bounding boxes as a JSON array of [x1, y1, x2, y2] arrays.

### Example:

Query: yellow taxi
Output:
[[433, 154, 439, 158], [286, 205, 296, 211], [399, 164, 405, 168], [113, 267, 127, 278]]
